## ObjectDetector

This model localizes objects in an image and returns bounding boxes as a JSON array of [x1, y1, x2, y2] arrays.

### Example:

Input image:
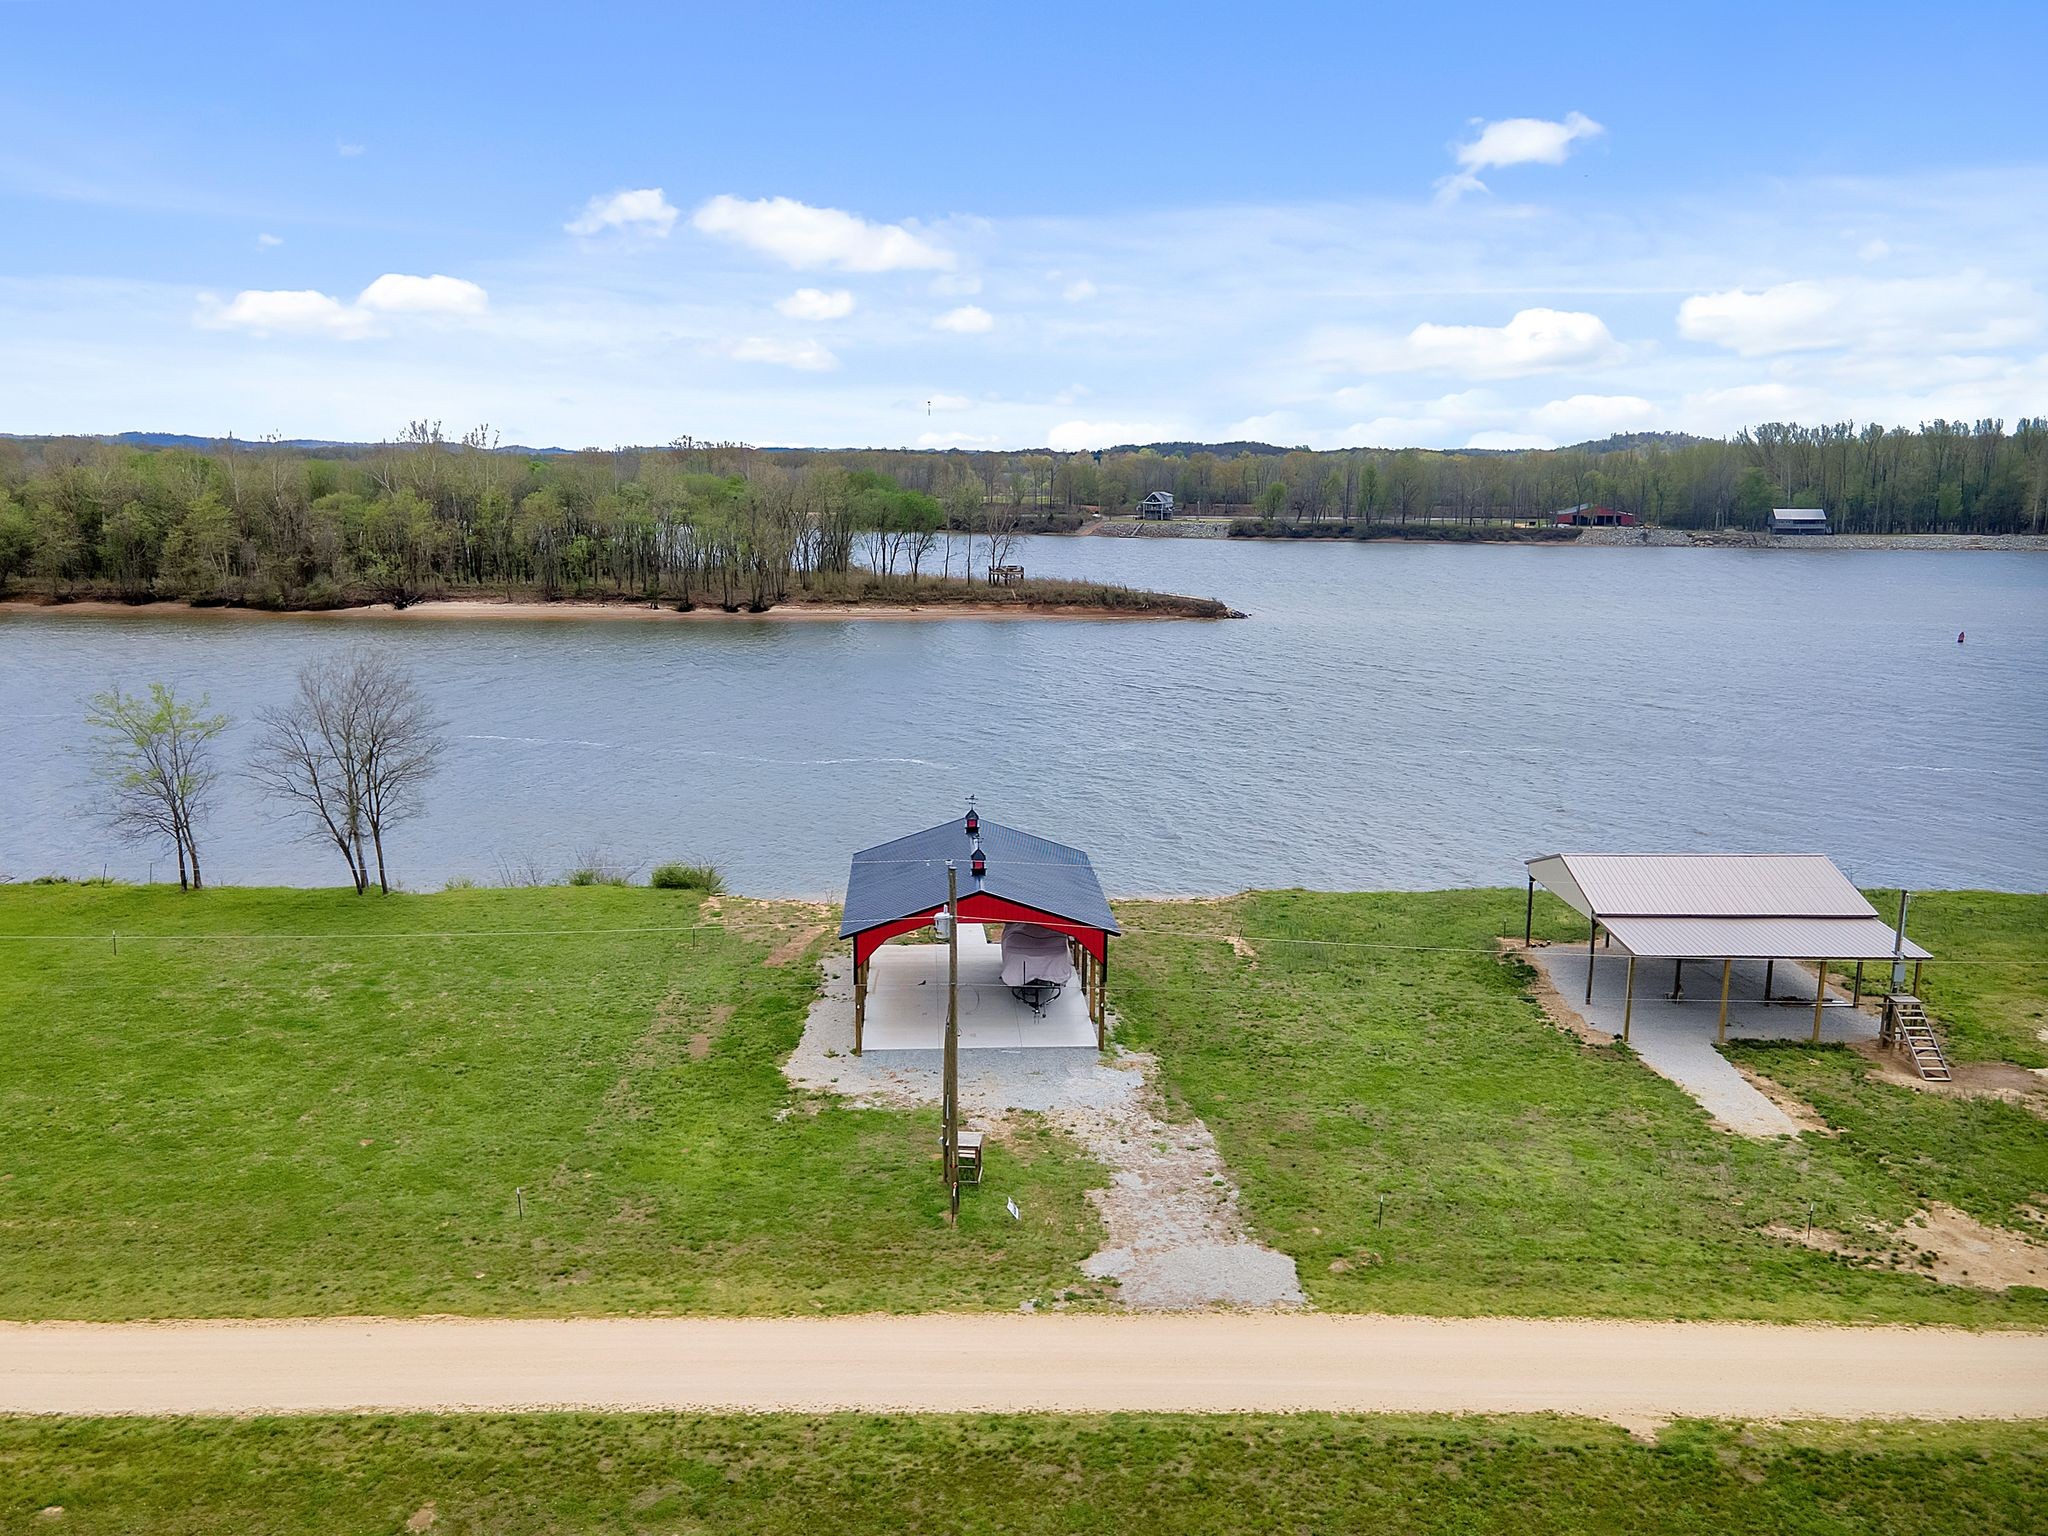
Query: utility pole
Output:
[[943, 860, 960, 1225], [1891, 889, 1911, 993]]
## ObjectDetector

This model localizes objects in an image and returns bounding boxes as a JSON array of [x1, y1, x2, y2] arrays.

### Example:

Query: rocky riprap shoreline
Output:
[[1577, 528, 2048, 551]]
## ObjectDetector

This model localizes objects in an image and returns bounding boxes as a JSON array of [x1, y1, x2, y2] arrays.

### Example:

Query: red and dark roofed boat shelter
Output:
[[839, 809, 1121, 1053]]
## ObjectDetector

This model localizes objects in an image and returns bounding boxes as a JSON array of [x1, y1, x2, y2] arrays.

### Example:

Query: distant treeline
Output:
[[0, 417, 2041, 607]]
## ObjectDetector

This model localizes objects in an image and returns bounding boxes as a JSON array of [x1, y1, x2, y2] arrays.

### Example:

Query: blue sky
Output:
[[4, 0, 2045, 450]]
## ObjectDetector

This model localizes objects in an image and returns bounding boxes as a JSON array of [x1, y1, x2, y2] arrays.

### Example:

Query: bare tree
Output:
[[250, 649, 445, 894], [83, 682, 228, 890], [976, 498, 1025, 580], [354, 654, 445, 892]]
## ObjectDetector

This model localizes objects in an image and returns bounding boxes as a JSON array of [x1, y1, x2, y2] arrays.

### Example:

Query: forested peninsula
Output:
[[0, 427, 1226, 617]]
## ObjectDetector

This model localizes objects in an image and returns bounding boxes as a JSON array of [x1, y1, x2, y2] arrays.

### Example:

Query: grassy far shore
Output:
[[5, 1413, 2044, 1535], [0, 882, 2041, 1324]]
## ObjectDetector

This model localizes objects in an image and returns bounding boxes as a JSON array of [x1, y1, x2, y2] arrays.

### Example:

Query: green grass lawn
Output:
[[1734, 892, 2048, 1258], [1727, 1042, 2048, 1241], [4, 882, 2041, 1325], [1110, 889, 2048, 1325], [2, 1413, 2041, 1535], [0, 885, 1104, 1319], [1846, 890, 2048, 1068]]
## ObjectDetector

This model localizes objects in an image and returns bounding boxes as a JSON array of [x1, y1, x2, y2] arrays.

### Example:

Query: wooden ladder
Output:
[[1889, 996, 1952, 1082]]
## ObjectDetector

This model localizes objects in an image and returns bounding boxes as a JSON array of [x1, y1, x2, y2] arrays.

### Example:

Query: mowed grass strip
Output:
[[1847, 890, 2048, 1068], [0, 885, 1104, 1319], [3, 1413, 2043, 1535], [1728, 890, 2048, 1247], [1111, 889, 2048, 1325]]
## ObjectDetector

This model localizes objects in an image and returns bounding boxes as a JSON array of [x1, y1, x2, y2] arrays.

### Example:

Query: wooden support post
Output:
[[1717, 958, 1732, 1043], [1096, 946, 1110, 1050], [1763, 959, 1774, 1001], [1852, 960, 1863, 1007], [853, 957, 866, 1056], [1673, 958, 1683, 999], [1585, 916, 1598, 1003], [1523, 875, 1534, 944], [1812, 960, 1828, 1042], [1622, 955, 1636, 1042]]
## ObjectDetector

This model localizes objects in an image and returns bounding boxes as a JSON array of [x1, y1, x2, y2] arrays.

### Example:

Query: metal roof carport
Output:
[[840, 813, 1121, 1053], [1524, 853, 1930, 1042]]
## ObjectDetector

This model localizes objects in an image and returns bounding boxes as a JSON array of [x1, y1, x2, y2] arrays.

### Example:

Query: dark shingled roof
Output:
[[839, 815, 1121, 938]]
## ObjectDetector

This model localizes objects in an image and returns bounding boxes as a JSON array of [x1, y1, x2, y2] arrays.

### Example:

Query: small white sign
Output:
[[1005, 1197, 1021, 1222]]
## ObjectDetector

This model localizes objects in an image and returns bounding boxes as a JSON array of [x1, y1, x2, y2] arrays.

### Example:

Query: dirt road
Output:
[[5, 1315, 2044, 1426]]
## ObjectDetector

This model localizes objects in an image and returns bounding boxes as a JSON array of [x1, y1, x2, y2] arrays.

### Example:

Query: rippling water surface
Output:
[[3, 539, 2044, 894]]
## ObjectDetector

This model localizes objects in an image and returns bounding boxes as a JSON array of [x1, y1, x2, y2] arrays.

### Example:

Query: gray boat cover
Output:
[[1000, 922, 1075, 988]]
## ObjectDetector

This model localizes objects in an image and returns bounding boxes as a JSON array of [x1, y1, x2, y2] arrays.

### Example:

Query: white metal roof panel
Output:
[[1600, 914, 1931, 961], [1527, 853, 1874, 920]]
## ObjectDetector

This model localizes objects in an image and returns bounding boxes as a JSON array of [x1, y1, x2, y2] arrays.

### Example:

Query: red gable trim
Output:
[[851, 893, 1111, 967]]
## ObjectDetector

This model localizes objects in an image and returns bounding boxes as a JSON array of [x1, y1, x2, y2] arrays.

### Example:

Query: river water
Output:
[[2, 539, 2044, 895]]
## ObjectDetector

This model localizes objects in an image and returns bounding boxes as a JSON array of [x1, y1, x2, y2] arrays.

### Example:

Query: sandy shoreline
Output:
[[0, 597, 1204, 625]]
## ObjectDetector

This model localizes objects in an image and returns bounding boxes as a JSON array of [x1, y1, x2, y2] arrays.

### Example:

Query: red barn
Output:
[[1553, 503, 1638, 527]]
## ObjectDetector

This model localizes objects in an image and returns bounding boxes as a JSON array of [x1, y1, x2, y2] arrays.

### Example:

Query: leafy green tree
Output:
[[83, 682, 229, 890], [28, 499, 83, 595], [160, 493, 239, 599], [0, 490, 33, 589], [1732, 466, 1776, 528], [99, 500, 164, 598]]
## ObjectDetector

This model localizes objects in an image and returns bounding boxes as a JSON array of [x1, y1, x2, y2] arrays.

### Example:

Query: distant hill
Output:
[[4, 428, 1720, 460], [1103, 440, 1294, 457], [1562, 430, 1714, 453]]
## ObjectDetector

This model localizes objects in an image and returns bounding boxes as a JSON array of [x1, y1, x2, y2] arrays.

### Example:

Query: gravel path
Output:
[[786, 957, 1303, 1309], [7, 1315, 2043, 1426]]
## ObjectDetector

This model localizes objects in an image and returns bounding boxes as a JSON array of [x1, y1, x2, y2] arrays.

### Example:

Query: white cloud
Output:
[[1859, 238, 1892, 261], [1052, 384, 1090, 406], [693, 194, 953, 271], [566, 187, 680, 238], [917, 430, 999, 447], [336, 141, 365, 158], [200, 273, 488, 339], [1323, 307, 1624, 378], [356, 273, 489, 316], [1310, 389, 1654, 451], [256, 232, 282, 248], [1525, 393, 1659, 439], [1437, 111, 1604, 200], [775, 287, 855, 320], [1062, 279, 1097, 302], [1046, 419, 1177, 452], [724, 336, 840, 372], [933, 305, 993, 334], [923, 393, 972, 411], [203, 288, 372, 338], [1677, 275, 2042, 356]]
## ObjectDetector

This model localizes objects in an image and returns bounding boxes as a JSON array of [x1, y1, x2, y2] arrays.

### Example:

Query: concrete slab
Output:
[[786, 956, 1305, 1310], [1530, 949, 1877, 1138], [862, 923, 1096, 1051]]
